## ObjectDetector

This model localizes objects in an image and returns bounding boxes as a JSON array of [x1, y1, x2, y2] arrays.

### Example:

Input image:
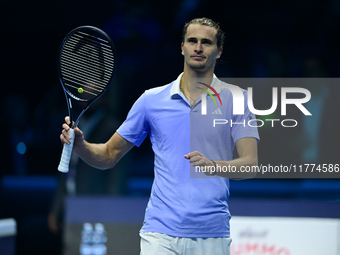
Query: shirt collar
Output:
[[170, 72, 219, 98]]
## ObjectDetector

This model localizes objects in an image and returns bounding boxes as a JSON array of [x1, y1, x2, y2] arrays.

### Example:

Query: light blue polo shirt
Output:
[[117, 73, 259, 238]]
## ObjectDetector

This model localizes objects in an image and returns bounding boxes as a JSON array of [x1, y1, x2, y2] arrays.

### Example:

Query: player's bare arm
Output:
[[60, 116, 134, 170], [184, 137, 258, 179]]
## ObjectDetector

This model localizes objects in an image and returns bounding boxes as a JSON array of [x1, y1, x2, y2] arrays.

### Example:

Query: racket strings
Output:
[[60, 59, 109, 89], [69, 32, 114, 71], [64, 37, 114, 67], [77, 31, 111, 44], [60, 30, 115, 99], [63, 43, 114, 73], [60, 60, 106, 97], [61, 74, 103, 95], [61, 37, 113, 81], [60, 53, 112, 82], [62, 45, 114, 75]]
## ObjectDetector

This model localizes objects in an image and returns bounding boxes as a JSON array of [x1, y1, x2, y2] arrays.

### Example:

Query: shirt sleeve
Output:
[[231, 89, 260, 144], [116, 92, 149, 147]]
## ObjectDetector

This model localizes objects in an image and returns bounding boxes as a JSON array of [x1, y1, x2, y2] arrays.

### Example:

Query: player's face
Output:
[[181, 24, 222, 73]]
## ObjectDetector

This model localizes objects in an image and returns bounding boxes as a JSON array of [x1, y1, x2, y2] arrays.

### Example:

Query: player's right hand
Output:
[[60, 116, 84, 147]]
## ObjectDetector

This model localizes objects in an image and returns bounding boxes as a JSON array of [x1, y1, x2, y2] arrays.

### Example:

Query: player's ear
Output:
[[216, 46, 223, 59], [181, 42, 184, 55]]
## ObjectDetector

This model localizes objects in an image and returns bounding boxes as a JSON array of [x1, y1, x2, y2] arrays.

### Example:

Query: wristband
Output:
[[210, 160, 217, 176]]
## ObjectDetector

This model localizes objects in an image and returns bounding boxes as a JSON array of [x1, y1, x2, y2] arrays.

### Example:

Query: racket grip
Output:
[[58, 128, 75, 173]]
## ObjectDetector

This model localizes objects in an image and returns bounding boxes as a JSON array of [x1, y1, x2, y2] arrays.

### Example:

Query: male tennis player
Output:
[[61, 17, 259, 255]]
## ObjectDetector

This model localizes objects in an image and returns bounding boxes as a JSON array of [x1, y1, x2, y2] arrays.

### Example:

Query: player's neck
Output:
[[181, 68, 213, 92], [180, 69, 214, 106]]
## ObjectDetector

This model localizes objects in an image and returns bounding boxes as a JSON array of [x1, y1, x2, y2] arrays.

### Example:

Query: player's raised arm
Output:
[[60, 116, 134, 170]]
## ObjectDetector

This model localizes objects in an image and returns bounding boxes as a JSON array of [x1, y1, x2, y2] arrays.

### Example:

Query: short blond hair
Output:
[[182, 17, 225, 48]]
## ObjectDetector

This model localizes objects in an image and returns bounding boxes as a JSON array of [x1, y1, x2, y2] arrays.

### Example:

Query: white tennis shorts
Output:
[[140, 232, 232, 255]]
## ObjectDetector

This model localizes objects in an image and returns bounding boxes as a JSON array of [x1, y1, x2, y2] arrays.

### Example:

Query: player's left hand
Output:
[[184, 151, 215, 175]]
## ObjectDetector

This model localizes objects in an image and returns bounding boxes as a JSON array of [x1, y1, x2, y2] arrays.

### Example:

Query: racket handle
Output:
[[58, 128, 75, 173]]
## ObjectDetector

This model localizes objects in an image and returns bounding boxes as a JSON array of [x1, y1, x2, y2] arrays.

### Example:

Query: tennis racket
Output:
[[57, 26, 116, 173]]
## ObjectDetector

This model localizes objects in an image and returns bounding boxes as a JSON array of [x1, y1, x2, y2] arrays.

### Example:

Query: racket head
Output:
[[58, 26, 116, 104]]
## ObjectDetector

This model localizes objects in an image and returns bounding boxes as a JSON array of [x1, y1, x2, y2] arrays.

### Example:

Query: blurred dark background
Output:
[[1, 0, 340, 254]]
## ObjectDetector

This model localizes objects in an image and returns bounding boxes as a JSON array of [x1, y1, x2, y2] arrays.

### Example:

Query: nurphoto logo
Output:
[[200, 81, 312, 128]]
